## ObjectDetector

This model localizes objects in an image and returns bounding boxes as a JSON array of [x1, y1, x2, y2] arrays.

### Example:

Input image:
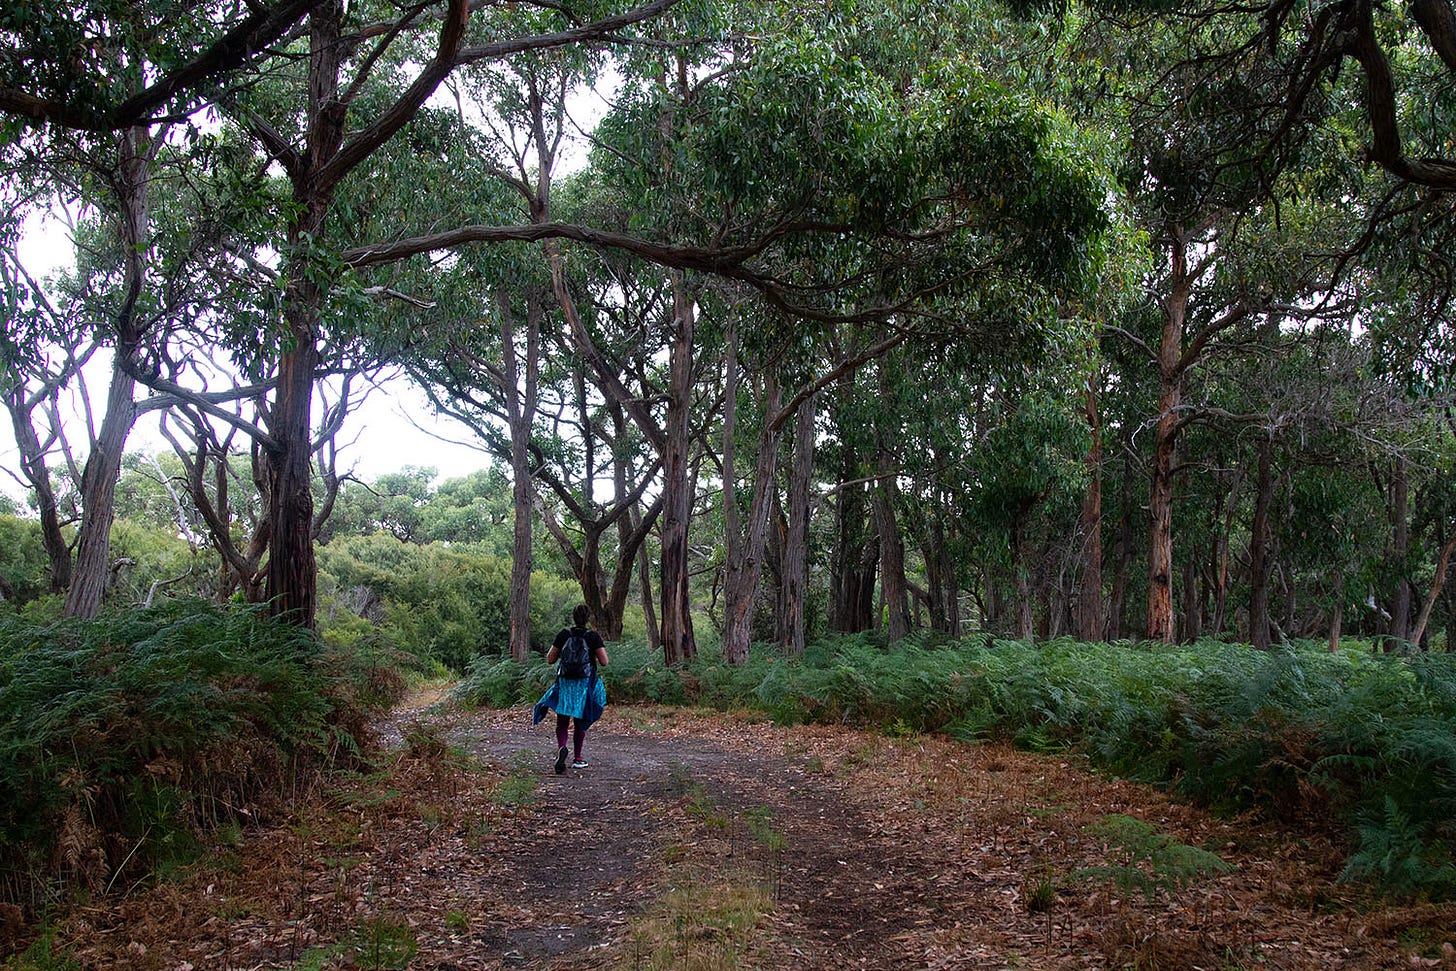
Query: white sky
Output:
[[0, 373, 495, 506], [1, 213, 494, 505], [2, 65, 619, 508]]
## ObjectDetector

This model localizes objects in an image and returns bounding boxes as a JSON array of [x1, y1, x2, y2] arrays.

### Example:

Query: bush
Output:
[[0, 599, 398, 909], [317, 535, 580, 672], [0, 517, 50, 609]]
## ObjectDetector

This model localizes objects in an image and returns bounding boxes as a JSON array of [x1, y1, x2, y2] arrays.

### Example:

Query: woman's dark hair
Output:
[[572, 604, 590, 627]]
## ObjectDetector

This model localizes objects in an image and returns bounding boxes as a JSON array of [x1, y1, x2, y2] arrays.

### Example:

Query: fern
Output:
[[1, 599, 394, 907], [1343, 796, 1456, 893], [1075, 814, 1234, 899]]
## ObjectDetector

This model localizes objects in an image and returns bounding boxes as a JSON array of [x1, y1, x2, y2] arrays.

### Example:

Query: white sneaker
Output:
[[571, 758, 589, 769]]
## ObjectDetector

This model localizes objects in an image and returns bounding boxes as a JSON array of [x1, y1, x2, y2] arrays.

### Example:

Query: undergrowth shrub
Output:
[[0, 599, 401, 911], [457, 632, 1456, 896], [318, 536, 580, 671]]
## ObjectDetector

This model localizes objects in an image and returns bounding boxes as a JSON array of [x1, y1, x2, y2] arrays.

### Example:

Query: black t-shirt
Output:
[[553, 626, 605, 674]]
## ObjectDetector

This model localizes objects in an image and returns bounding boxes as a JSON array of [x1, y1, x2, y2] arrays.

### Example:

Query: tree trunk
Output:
[[721, 326, 783, 665], [782, 392, 817, 656], [1410, 529, 1456, 647], [500, 289, 539, 664], [1390, 457, 1413, 644], [158, 418, 268, 601], [978, 560, 997, 633], [66, 124, 151, 619], [533, 390, 662, 641], [658, 274, 697, 664], [720, 447, 778, 663], [1108, 427, 1135, 641], [1248, 438, 1274, 650], [265, 307, 321, 626], [1146, 237, 1194, 643], [1146, 415, 1178, 641], [829, 487, 857, 633], [631, 502, 661, 653], [608, 420, 665, 637], [1209, 467, 1242, 636], [1010, 520, 1034, 640], [829, 451, 877, 633], [1036, 543, 1056, 639], [720, 321, 743, 657], [768, 488, 788, 645], [264, 0, 353, 628], [872, 446, 911, 641], [923, 506, 951, 634], [1077, 369, 1104, 641], [851, 531, 880, 632], [7, 392, 73, 593], [65, 363, 137, 617], [551, 253, 685, 651], [1180, 557, 1201, 642], [1282, 562, 1298, 640], [942, 518, 961, 637]]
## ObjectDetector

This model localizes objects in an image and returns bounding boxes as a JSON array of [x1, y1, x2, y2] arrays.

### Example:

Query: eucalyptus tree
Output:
[[378, 53, 662, 652], [0, 5, 287, 617], [0, 125, 168, 619], [2, 140, 289, 618], [152, 414, 272, 601], [1346, 188, 1456, 645], [1057, 222, 1150, 642], [959, 367, 1091, 638], [0, 239, 94, 594], [1181, 317, 1353, 647], [0, 0, 338, 617], [402, 245, 551, 662], [1096, 0, 1456, 193], [614, 3, 1111, 660], [426, 41, 667, 658], [2, 0, 682, 630], [315, 0, 1107, 663], [716, 313, 912, 661], [191, 0, 681, 636], [1051, 0, 1366, 640], [423, 468, 515, 549], [1059, 0, 1456, 642], [821, 360, 882, 635], [316, 466, 436, 544], [531, 250, 672, 641]]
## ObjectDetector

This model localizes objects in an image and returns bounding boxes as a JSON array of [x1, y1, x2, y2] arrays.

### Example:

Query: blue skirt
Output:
[[532, 675, 606, 728]]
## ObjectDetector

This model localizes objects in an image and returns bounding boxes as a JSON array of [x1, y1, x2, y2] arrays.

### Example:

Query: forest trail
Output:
[[419, 704, 939, 969], [50, 693, 1456, 969], [367, 697, 1450, 970]]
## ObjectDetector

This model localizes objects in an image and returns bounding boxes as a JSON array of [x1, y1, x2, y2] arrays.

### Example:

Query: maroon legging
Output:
[[555, 715, 587, 758]]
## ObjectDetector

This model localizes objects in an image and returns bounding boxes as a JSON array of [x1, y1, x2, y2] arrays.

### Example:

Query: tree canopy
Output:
[[1, 0, 1454, 662]]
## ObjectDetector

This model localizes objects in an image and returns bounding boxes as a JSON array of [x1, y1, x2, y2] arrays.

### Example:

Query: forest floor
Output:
[[40, 689, 1456, 970]]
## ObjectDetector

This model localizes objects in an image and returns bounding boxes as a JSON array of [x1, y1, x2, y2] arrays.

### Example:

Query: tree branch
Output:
[[454, 0, 681, 65], [0, 0, 322, 131], [316, 0, 471, 190]]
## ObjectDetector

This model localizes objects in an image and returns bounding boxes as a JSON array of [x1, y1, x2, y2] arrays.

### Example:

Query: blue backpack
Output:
[[558, 631, 593, 679]]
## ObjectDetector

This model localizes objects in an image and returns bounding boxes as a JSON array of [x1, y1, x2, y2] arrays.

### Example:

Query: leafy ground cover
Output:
[[6, 695, 1455, 969]]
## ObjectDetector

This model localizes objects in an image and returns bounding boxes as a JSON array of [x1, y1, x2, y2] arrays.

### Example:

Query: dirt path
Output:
[[45, 696, 1456, 969], [435, 706, 940, 969]]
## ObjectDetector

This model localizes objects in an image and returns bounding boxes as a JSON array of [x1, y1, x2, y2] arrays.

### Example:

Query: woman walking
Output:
[[533, 604, 609, 773]]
